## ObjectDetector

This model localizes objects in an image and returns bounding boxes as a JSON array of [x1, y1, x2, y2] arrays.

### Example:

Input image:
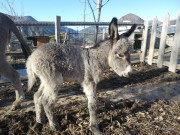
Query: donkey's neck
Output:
[[82, 40, 112, 83]]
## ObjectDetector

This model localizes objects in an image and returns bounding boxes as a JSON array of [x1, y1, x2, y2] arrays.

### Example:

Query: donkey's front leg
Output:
[[82, 81, 102, 135], [1, 62, 25, 110]]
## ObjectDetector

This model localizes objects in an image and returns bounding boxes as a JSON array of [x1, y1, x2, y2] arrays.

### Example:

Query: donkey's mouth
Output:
[[119, 71, 130, 78], [121, 65, 132, 78]]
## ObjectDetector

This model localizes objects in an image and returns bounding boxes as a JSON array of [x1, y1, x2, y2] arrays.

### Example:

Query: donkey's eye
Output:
[[124, 51, 129, 56], [116, 53, 124, 58]]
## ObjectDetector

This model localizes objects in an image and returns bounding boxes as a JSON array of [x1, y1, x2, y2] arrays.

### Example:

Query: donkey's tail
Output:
[[26, 58, 36, 92]]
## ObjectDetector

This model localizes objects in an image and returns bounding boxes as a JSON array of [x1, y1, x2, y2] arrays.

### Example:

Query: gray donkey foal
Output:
[[26, 21, 136, 134]]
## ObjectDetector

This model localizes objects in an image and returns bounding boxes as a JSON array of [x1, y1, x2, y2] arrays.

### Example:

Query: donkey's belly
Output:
[[62, 70, 84, 83]]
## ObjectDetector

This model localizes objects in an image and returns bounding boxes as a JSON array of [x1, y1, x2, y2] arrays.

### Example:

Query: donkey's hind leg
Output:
[[0, 59, 25, 110], [82, 80, 102, 135], [40, 74, 63, 132], [32, 84, 46, 132], [34, 84, 46, 124]]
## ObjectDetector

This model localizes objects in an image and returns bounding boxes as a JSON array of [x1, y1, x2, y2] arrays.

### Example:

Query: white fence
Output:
[[140, 12, 180, 73]]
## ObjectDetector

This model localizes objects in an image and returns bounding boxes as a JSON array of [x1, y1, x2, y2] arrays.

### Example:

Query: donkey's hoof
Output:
[[11, 98, 25, 110], [89, 125, 102, 135], [11, 104, 22, 111], [32, 122, 43, 132], [50, 123, 61, 133]]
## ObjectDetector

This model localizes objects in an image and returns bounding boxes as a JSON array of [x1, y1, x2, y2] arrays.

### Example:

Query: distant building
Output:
[[118, 13, 144, 35], [117, 13, 145, 49], [27, 36, 50, 47]]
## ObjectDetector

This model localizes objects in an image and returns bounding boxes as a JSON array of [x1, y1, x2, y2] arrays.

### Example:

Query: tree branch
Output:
[[1, 0, 18, 16], [102, 0, 110, 7], [93, 0, 96, 5], [87, 0, 97, 22]]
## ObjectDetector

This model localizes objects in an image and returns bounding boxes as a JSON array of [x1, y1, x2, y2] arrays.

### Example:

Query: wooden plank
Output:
[[55, 16, 61, 43], [102, 28, 106, 40], [153, 47, 172, 57], [148, 17, 157, 65], [140, 21, 149, 62], [149, 59, 180, 70], [157, 13, 170, 68], [169, 12, 180, 72]]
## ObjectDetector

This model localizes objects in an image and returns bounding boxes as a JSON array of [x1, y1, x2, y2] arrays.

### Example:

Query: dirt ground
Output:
[[0, 63, 180, 135]]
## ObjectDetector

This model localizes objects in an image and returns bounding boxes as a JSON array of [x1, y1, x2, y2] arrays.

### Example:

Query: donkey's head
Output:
[[108, 20, 137, 77]]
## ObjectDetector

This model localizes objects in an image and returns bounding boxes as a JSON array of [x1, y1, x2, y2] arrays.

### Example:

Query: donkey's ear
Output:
[[120, 24, 137, 38], [108, 17, 119, 40]]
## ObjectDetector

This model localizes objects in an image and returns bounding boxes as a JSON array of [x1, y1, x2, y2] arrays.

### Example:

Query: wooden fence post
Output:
[[55, 16, 61, 43], [63, 30, 69, 44], [157, 13, 170, 68], [102, 28, 106, 40], [148, 17, 157, 65], [169, 12, 180, 72], [140, 21, 149, 62]]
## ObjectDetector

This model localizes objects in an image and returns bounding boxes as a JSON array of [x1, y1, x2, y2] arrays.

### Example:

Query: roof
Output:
[[27, 36, 49, 40], [118, 13, 144, 24]]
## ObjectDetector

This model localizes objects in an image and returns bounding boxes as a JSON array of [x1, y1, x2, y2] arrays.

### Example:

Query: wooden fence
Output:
[[15, 16, 143, 44], [140, 12, 180, 73]]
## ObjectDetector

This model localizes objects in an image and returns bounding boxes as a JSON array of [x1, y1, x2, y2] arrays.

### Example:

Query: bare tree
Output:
[[0, 0, 24, 23], [1, 0, 25, 48], [87, 0, 110, 44], [1, 0, 16, 15]]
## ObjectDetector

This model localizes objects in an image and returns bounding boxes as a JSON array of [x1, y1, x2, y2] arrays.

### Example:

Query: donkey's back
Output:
[[26, 43, 85, 91]]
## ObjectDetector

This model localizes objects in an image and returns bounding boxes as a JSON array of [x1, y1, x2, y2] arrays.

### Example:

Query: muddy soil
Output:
[[0, 63, 180, 135]]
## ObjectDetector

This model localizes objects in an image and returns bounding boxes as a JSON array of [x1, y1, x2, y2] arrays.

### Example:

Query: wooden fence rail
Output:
[[15, 21, 144, 26], [15, 16, 144, 44]]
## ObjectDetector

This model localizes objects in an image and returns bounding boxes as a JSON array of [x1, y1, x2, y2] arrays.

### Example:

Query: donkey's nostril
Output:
[[121, 65, 132, 78], [126, 65, 132, 73], [128, 72, 132, 76], [123, 72, 130, 78]]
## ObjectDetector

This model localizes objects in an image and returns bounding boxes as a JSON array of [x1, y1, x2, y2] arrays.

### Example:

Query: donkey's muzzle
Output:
[[122, 65, 132, 78]]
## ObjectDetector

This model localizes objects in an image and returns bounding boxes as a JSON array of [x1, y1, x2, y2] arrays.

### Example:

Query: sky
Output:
[[0, 0, 179, 22]]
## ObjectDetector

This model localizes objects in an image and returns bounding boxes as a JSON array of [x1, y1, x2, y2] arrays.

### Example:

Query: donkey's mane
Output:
[[85, 38, 113, 50]]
